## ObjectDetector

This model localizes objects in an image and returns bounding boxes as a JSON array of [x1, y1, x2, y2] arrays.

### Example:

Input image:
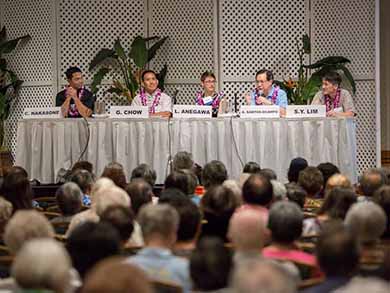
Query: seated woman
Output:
[[262, 201, 322, 279], [311, 71, 356, 117], [245, 69, 288, 117], [195, 71, 227, 117]]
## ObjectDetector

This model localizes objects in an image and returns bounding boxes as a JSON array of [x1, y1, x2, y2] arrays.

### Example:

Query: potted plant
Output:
[[275, 34, 356, 105], [89, 35, 168, 103], [0, 26, 31, 174]]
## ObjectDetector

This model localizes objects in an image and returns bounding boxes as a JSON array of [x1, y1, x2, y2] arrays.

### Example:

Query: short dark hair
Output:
[[323, 71, 342, 86], [255, 69, 273, 81], [100, 205, 135, 243], [318, 187, 356, 220], [285, 182, 307, 208], [201, 160, 228, 189], [242, 174, 273, 206], [159, 188, 188, 205], [69, 169, 94, 194], [131, 164, 157, 187], [66, 221, 121, 278], [173, 151, 194, 171], [164, 170, 198, 195], [72, 161, 93, 174], [190, 237, 232, 291], [201, 185, 239, 216], [317, 162, 340, 186], [200, 71, 216, 82], [243, 161, 261, 174], [359, 168, 387, 197], [298, 166, 324, 196], [65, 66, 82, 80], [125, 179, 153, 215], [373, 185, 390, 237], [259, 168, 277, 181], [141, 70, 157, 81], [2, 169, 33, 211], [316, 222, 359, 276], [268, 201, 303, 243]]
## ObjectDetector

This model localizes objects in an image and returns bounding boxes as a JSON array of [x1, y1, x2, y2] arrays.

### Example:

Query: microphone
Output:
[[234, 92, 238, 113], [172, 87, 180, 105]]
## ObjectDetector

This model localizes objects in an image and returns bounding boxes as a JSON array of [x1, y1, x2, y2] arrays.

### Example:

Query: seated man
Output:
[[245, 69, 288, 116], [195, 71, 227, 117], [131, 70, 172, 118], [311, 71, 356, 117], [56, 66, 95, 118]]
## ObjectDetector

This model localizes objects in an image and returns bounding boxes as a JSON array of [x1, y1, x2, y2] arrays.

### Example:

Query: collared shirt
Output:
[[82, 194, 91, 206], [127, 247, 191, 292], [311, 88, 356, 113], [249, 85, 288, 108], [132, 90, 172, 113]]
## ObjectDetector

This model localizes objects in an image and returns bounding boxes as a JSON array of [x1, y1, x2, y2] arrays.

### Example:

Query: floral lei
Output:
[[254, 85, 279, 105], [140, 88, 161, 114], [66, 86, 85, 117], [195, 91, 225, 109], [324, 87, 341, 112]]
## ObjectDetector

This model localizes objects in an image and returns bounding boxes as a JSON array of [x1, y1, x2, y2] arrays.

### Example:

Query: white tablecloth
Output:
[[16, 117, 357, 184]]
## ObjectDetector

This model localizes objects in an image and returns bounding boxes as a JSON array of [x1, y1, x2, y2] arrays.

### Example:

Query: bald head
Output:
[[325, 174, 352, 195]]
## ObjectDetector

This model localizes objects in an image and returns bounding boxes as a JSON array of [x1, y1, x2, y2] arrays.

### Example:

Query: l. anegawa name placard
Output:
[[110, 106, 149, 118], [173, 105, 212, 118]]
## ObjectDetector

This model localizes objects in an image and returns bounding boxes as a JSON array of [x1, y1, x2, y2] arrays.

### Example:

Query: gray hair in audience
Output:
[[173, 151, 194, 171], [359, 168, 387, 197], [138, 203, 179, 241], [90, 177, 115, 200], [131, 163, 157, 187], [223, 179, 243, 204], [271, 180, 287, 201], [202, 160, 228, 188], [231, 259, 297, 293], [11, 238, 72, 293], [344, 202, 386, 244], [95, 186, 131, 217], [56, 182, 83, 215], [4, 210, 55, 254], [0, 196, 13, 226]]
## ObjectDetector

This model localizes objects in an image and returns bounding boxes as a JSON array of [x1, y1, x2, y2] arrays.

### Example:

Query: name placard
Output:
[[286, 105, 326, 118], [110, 106, 149, 119], [23, 107, 63, 119], [173, 105, 212, 118], [240, 105, 280, 118]]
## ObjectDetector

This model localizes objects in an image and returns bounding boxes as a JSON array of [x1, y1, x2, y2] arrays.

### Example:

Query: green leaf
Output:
[[147, 36, 168, 62], [89, 48, 115, 71], [130, 36, 147, 68], [114, 39, 126, 61], [301, 74, 322, 103], [144, 36, 159, 42], [302, 34, 311, 54], [0, 34, 31, 55], [91, 67, 110, 94], [0, 58, 6, 71], [157, 64, 168, 92], [0, 27, 6, 45], [304, 56, 351, 69]]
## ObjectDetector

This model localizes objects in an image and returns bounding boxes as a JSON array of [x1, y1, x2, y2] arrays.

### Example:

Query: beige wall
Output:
[[381, 0, 390, 149]]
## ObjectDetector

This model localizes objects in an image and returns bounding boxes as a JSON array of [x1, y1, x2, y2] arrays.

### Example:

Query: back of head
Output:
[[190, 237, 232, 291], [223, 179, 243, 204], [125, 179, 153, 215], [287, 157, 308, 183], [202, 160, 228, 189], [319, 187, 356, 220], [100, 205, 135, 243], [232, 259, 297, 293], [285, 182, 307, 208], [298, 166, 324, 196], [94, 186, 131, 217], [90, 177, 115, 199], [317, 162, 340, 186], [316, 222, 359, 277], [70, 169, 94, 194], [130, 163, 157, 187], [173, 199, 201, 242], [82, 257, 153, 293], [138, 203, 179, 244], [72, 161, 93, 174], [66, 221, 121, 279], [159, 187, 188, 205], [259, 168, 277, 181], [345, 202, 386, 244], [243, 161, 261, 174], [268, 201, 303, 244], [373, 185, 390, 236], [4, 210, 55, 254], [2, 170, 33, 211], [173, 151, 194, 171], [12, 239, 72, 293], [325, 173, 352, 195], [101, 162, 127, 189], [359, 168, 387, 197], [56, 182, 83, 215], [0, 196, 13, 232], [164, 170, 195, 195], [201, 185, 240, 216], [271, 180, 287, 201], [228, 209, 265, 251], [242, 174, 273, 206]]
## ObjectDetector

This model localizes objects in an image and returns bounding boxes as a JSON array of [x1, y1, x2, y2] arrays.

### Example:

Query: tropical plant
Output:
[[0, 26, 31, 149], [275, 34, 356, 105], [89, 36, 168, 104]]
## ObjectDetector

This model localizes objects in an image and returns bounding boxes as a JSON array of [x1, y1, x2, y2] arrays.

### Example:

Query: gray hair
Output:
[[344, 202, 386, 244], [56, 182, 83, 215], [4, 210, 55, 254], [95, 186, 131, 217], [271, 180, 287, 201], [173, 151, 194, 171], [223, 179, 243, 204], [138, 203, 179, 240], [12, 238, 72, 293], [231, 259, 297, 293]]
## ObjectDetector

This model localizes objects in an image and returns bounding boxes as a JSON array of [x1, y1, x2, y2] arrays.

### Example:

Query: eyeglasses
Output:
[[204, 80, 216, 84]]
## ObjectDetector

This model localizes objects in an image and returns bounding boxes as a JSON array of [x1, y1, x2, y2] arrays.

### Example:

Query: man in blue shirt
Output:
[[245, 69, 288, 117]]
